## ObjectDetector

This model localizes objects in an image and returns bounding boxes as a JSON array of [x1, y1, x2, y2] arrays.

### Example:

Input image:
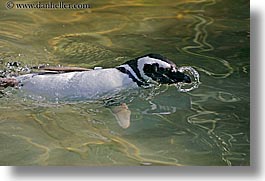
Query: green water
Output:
[[0, 0, 249, 166]]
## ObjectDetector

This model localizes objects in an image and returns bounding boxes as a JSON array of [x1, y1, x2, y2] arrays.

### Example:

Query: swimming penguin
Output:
[[0, 53, 192, 128]]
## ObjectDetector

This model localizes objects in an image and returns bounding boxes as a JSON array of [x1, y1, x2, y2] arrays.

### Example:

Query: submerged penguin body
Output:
[[17, 68, 138, 100], [0, 54, 196, 129], [2, 54, 192, 101]]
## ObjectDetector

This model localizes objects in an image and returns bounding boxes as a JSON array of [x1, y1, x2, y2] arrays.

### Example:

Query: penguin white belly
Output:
[[17, 68, 138, 100]]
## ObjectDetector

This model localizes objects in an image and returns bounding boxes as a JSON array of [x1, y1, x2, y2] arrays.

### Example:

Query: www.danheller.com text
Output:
[[6, 1, 91, 9]]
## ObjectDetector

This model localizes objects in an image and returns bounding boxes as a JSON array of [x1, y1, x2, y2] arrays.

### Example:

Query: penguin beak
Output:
[[168, 71, 191, 84], [183, 74, 192, 83]]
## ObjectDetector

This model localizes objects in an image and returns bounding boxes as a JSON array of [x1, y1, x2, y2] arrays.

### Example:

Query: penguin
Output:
[[0, 53, 192, 128], [1, 53, 191, 100]]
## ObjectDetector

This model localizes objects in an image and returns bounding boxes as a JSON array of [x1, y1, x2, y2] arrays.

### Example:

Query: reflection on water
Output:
[[0, 0, 249, 165]]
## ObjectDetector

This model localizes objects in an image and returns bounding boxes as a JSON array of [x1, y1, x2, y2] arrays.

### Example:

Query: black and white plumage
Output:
[[9, 54, 191, 100], [0, 53, 193, 129]]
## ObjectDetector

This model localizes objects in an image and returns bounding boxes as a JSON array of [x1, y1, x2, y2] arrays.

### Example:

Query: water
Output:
[[0, 0, 249, 166]]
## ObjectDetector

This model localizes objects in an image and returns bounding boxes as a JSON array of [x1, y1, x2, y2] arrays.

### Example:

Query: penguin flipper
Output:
[[110, 103, 131, 129], [32, 66, 91, 74], [41, 66, 91, 72]]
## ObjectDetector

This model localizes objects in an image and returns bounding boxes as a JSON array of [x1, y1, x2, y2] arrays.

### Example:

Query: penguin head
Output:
[[136, 54, 191, 84], [117, 53, 192, 86]]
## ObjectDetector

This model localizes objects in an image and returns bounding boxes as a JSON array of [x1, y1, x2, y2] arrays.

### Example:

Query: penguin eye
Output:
[[143, 63, 158, 73], [151, 64, 158, 72]]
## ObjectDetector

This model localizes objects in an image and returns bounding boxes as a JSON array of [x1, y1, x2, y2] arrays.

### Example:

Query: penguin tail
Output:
[[0, 78, 19, 88]]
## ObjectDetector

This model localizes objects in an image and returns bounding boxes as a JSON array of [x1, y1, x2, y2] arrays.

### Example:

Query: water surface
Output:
[[0, 0, 249, 166]]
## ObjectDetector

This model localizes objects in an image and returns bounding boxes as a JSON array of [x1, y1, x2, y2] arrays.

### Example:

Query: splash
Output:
[[175, 66, 200, 92], [0, 61, 31, 78]]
